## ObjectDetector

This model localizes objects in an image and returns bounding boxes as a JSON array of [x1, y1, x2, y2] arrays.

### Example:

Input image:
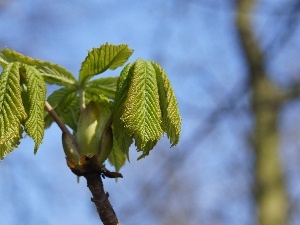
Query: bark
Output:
[[84, 172, 120, 225], [235, 0, 288, 225]]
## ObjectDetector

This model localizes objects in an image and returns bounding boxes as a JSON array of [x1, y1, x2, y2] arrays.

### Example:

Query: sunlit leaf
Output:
[[122, 59, 163, 151], [114, 59, 181, 159], [113, 63, 134, 156], [39, 66, 77, 86], [152, 62, 181, 146], [79, 43, 133, 84], [22, 65, 46, 152], [0, 62, 27, 159], [0, 48, 77, 86], [85, 76, 119, 101]]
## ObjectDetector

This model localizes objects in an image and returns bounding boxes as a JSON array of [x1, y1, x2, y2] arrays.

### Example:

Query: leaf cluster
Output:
[[0, 43, 181, 171], [114, 59, 181, 159], [0, 59, 46, 159]]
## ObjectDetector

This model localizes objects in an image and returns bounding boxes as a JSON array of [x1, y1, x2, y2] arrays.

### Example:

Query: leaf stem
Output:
[[44, 101, 74, 141], [79, 88, 86, 112], [0, 60, 7, 68]]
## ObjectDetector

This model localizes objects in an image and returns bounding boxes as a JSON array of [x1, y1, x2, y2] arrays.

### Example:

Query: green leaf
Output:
[[39, 66, 77, 86], [121, 59, 163, 157], [0, 127, 23, 160], [79, 43, 133, 84], [85, 76, 119, 101], [0, 47, 77, 86], [45, 86, 79, 131], [152, 62, 181, 146], [0, 62, 27, 159], [22, 65, 46, 153], [84, 91, 109, 105], [114, 59, 181, 160], [113, 63, 135, 156], [84, 93, 114, 114], [108, 137, 127, 172]]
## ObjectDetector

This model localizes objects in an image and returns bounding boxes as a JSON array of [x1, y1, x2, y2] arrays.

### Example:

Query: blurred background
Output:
[[1, 0, 300, 224]]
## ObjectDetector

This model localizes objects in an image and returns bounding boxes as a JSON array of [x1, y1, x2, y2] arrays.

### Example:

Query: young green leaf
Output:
[[113, 63, 135, 155], [0, 48, 77, 86], [152, 62, 181, 146], [114, 59, 181, 159], [79, 43, 133, 84], [39, 66, 77, 86], [122, 59, 163, 153], [0, 62, 27, 159], [108, 137, 127, 172], [0, 128, 23, 160], [85, 76, 119, 101], [22, 65, 46, 153], [45, 86, 79, 131]]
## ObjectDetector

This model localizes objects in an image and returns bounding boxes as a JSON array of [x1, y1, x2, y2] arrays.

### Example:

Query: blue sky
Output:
[[1, 1, 299, 225], [1, 1, 249, 224]]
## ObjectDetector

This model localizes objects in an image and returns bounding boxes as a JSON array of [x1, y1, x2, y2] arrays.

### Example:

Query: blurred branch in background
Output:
[[262, 1, 300, 62], [236, 0, 288, 225]]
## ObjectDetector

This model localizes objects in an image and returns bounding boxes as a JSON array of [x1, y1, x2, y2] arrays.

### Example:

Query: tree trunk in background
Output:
[[235, 0, 288, 225]]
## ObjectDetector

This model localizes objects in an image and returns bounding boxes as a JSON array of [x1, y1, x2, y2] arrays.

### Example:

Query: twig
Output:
[[45, 100, 121, 225], [44, 101, 74, 141], [84, 172, 120, 225]]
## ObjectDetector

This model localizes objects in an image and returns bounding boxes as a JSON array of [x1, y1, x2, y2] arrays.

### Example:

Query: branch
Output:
[[45, 100, 121, 224], [235, 0, 288, 224], [44, 101, 74, 141], [84, 172, 120, 225]]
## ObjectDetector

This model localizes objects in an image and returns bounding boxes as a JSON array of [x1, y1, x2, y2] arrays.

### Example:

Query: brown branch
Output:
[[45, 100, 121, 224], [44, 101, 69, 133], [44, 101, 74, 141], [84, 172, 120, 225]]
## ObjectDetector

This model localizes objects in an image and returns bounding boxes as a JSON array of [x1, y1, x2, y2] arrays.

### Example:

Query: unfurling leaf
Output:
[[0, 62, 27, 159], [108, 136, 127, 172], [112, 63, 134, 156], [121, 59, 163, 156], [113, 59, 181, 159], [85, 76, 119, 102], [22, 64, 46, 152], [152, 62, 181, 146], [79, 43, 133, 84]]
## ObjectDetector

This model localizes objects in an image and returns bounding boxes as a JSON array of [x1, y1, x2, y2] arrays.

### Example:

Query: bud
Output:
[[62, 132, 80, 168], [76, 101, 111, 157], [97, 115, 113, 165]]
